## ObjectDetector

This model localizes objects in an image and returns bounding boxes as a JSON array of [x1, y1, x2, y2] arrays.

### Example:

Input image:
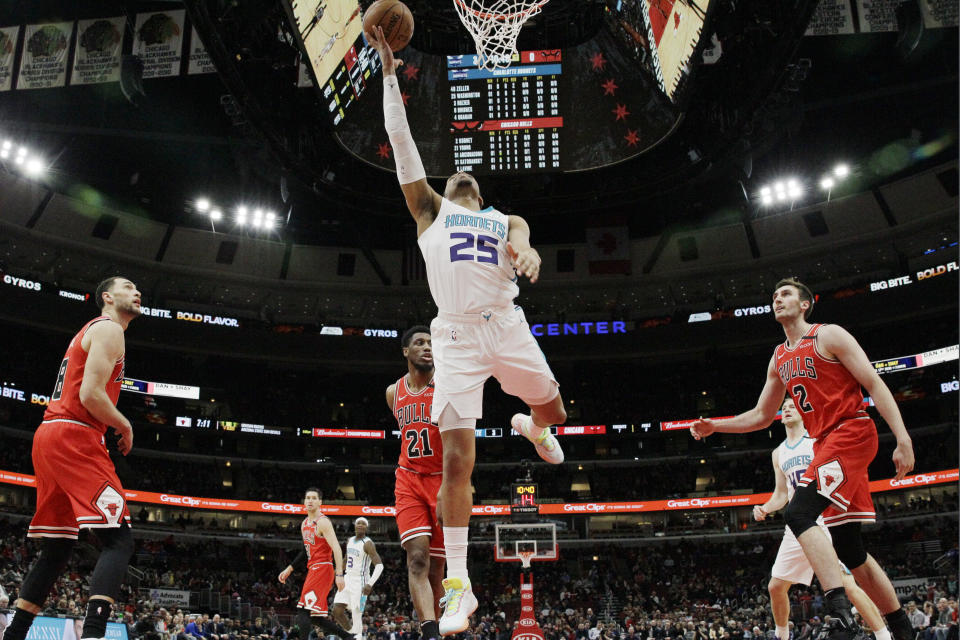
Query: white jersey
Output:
[[344, 536, 371, 582], [777, 433, 815, 503], [418, 199, 519, 314]]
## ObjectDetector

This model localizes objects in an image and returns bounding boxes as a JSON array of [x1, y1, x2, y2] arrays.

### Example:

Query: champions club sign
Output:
[[1, 469, 955, 516]]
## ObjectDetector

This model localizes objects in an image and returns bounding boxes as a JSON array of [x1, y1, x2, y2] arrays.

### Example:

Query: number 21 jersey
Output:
[[418, 198, 518, 314], [394, 375, 442, 475]]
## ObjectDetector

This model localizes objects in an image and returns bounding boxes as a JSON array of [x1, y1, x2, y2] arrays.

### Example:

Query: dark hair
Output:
[[401, 325, 431, 348], [774, 278, 814, 319], [304, 487, 322, 499], [95, 276, 123, 310]]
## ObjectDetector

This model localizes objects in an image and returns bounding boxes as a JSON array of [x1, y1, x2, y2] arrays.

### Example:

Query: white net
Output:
[[452, 0, 550, 70]]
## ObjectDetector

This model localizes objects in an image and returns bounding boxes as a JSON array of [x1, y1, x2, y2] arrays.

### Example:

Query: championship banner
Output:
[[148, 587, 191, 606], [1, 468, 953, 516], [71, 17, 123, 85], [187, 25, 215, 75], [856, 0, 901, 32], [805, 0, 856, 35], [920, 0, 959, 28], [0, 26, 19, 91], [17, 22, 72, 90], [133, 10, 185, 79]]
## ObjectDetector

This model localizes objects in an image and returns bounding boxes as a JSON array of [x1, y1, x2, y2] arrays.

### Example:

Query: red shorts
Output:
[[797, 417, 878, 527], [395, 468, 445, 558], [297, 562, 334, 614], [29, 420, 131, 539]]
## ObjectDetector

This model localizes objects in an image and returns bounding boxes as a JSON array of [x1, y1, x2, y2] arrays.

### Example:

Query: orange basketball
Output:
[[363, 0, 414, 52]]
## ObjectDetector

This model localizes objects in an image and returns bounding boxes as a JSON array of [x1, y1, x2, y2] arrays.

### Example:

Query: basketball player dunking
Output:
[[757, 397, 890, 640], [386, 326, 445, 640], [333, 517, 383, 640], [5, 276, 140, 640], [368, 27, 568, 636], [278, 488, 353, 640], [691, 278, 916, 640]]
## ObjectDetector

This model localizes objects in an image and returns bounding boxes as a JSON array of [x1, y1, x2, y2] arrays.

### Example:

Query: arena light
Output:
[[820, 177, 835, 191], [0, 148, 8, 160], [236, 206, 248, 226], [209, 208, 223, 221], [16, 146, 27, 157], [833, 163, 849, 178], [786, 178, 802, 199], [1, 140, 10, 150], [195, 197, 211, 213], [264, 213, 276, 230], [24, 157, 45, 177]]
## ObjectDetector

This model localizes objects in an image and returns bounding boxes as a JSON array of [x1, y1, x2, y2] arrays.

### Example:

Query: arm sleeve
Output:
[[383, 75, 426, 185], [290, 549, 307, 572], [367, 562, 384, 586]]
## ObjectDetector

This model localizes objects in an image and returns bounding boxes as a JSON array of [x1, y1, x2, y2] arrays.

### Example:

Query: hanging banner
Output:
[[0, 26, 19, 91], [71, 17, 123, 86], [856, 0, 901, 32], [187, 25, 215, 75], [133, 10, 185, 79], [17, 22, 72, 90], [920, 0, 959, 28], [805, 0, 856, 35]]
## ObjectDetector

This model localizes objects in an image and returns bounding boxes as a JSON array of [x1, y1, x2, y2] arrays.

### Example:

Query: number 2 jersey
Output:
[[417, 198, 518, 314], [393, 375, 442, 475], [44, 316, 125, 435], [773, 323, 868, 440]]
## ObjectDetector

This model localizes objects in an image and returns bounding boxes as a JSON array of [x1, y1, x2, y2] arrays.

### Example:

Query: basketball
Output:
[[363, 0, 414, 52]]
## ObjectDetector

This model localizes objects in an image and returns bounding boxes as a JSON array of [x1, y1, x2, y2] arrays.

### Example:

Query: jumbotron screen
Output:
[[447, 50, 563, 173]]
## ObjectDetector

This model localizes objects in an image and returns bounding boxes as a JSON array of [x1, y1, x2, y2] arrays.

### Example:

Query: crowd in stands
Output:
[[0, 515, 956, 640]]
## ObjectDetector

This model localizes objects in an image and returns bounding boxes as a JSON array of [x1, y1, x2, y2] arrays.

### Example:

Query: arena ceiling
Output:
[[0, 0, 956, 250]]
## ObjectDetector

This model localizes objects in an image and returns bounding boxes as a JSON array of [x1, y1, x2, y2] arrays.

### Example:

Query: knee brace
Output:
[[19, 538, 76, 605], [830, 523, 867, 570], [783, 484, 831, 538], [89, 524, 134, 599]]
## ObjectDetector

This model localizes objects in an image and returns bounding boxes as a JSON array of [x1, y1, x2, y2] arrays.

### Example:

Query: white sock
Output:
[[443, 526, 469, 580], [776, 626, 789, 640], [873, 628, 891, 640]]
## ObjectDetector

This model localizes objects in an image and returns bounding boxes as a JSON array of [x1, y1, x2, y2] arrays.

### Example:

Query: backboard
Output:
[[494, 522, 557, 568]]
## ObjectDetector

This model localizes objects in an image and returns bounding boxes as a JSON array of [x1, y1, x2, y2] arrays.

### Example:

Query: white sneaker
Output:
[[438, 577, 478, 636], [511, 413, 564, 464]]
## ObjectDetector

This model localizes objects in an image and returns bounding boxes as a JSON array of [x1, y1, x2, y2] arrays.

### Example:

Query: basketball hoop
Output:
[[518, 550, 536, 569], [452, 0, 550, 70]]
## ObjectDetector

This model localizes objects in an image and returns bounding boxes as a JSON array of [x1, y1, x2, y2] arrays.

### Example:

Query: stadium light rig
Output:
[[0, 137, 48, 179], [757, 177, 804, 208], [192, 197, 283, 234]]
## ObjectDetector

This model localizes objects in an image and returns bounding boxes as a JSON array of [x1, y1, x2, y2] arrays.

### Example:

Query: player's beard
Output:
[[122, 300, 142, 316], [412, 360, 433, 373]]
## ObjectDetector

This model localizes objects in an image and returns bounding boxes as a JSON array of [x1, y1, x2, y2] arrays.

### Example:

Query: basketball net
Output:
[[452, 0, 550, 70], [518, 550, 536, 569]]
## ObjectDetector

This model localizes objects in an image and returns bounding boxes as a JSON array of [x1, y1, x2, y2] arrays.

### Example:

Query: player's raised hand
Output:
[[113, 417, 133, 455], [689, 418, 715, 440], [366, 26, 403, 74], [892, 439, 915, 480], [507, 242, 541, 283], [752, 505, 767, 521]]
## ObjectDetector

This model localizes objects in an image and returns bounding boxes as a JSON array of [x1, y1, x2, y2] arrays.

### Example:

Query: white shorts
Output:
[[771, 521, 832, 585], [430, 305, 558, 428], [333, 580, 363, 609]]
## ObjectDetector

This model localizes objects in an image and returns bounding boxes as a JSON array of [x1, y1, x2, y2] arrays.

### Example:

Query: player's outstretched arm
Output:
[[506, 215, 542, 283], [690, 354, 784, 440], [80, 321, 134, 455], [754, 448, 789, 521], [818, 324, 914, 479], [362, 540, 384, 595], [318, 517, 346, 591], [385, 383, 396, 411], [367, 26, 441, 234]]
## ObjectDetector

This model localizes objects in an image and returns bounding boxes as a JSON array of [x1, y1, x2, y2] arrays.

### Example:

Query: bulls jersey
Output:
[[44, 316, 125, 435], [344, 536, 371, 581], [393, 375, 442, 475], [418, 199, 518, 314], [774, 323, 868, 439], [301, 516, 333, 567], [777, 434, 815, 502]]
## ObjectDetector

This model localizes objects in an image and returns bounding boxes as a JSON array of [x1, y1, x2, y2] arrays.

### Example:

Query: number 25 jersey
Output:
[[418, 198, 518, 314], [774, 323, 868, 439]]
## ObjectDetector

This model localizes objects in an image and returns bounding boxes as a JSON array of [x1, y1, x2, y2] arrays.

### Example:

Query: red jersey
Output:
[[393, 375, 443, 475], [774, 323, 868, 439], [44, 316, 125, 435], [301, 515, 333, 566]]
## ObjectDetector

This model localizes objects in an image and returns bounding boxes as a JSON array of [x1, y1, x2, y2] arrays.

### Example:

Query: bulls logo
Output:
[[95, 486, 124, 525], [302, 591, 317, 609], [816, 460, 845, 499]]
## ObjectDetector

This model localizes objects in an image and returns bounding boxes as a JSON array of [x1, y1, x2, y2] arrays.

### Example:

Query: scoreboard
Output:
[[447, 51, 563, 173], [510, 482, 539, 521]]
